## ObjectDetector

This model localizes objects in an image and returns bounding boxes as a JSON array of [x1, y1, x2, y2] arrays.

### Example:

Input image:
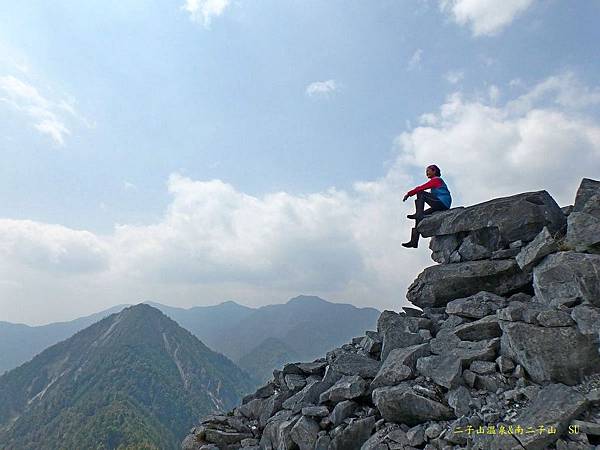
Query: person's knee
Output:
[[416, 191, 425, 198]]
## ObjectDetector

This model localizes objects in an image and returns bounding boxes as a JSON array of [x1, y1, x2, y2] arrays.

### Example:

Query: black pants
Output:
[[414, 191, 448, 221], [405, 191, 448, 247]]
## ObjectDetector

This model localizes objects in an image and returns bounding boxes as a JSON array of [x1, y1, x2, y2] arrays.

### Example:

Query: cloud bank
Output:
[[1, 72, 598, 324]]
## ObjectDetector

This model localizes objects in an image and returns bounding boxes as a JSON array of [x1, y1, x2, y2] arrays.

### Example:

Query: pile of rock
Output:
[[182, 178, 600, 450]]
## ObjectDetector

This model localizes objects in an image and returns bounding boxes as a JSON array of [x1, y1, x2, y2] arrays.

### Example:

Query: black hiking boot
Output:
[[401, 228, 419, 248]]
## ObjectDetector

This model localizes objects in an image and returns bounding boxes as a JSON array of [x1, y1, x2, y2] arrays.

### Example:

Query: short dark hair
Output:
[[428, 164, 441, 176]]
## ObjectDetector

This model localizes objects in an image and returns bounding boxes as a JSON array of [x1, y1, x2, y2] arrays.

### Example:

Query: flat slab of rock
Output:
[[430, 333, 500, 365], [533, 252, 600, 308], [453, 315, 502, 341], [536, 310, 574, 327], [500, 321, 600, 385], [514, 384, 588, 450], [407, 259, 531, 308], [327, 351, 381, 379], [373, 384, 454, 425], [416, 354, 463, 389], [319, 375, 367, 403], [301, 406, 329, 417], [417, 190, 565, 241], [204, 429, 253, 447], [446, 291, 508, 319], [295, 360, 328, 375]]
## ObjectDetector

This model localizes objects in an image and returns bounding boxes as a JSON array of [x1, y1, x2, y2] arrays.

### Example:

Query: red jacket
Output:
[[406, 177, 443, 197]]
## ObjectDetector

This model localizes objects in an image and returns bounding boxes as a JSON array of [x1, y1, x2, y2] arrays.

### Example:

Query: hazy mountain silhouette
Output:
[[2, 296, 379, 384]]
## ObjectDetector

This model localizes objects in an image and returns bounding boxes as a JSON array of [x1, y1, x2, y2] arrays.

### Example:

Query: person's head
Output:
[[426, 164, 441, 178]]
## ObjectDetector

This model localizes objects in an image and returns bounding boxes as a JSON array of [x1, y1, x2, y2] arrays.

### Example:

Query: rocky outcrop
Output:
[[182, 179, 600, 450], [418, 190, 566, 264]]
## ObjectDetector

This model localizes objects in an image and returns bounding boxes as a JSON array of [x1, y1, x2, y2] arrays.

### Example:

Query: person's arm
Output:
[[403, 178, 442, 200]]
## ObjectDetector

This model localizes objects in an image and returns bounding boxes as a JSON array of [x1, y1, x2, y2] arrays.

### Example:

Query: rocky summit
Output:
[[182, 178, 600, 450]]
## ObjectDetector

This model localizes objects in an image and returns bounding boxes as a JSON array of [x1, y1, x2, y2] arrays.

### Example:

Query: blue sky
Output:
[[1, 0, 599, 324]]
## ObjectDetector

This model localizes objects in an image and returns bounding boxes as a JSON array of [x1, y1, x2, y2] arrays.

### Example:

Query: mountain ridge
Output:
[[0, 303, 255, 450]]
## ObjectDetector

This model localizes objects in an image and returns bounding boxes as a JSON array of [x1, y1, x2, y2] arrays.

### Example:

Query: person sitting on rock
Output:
[[402, 164, 452, 248]]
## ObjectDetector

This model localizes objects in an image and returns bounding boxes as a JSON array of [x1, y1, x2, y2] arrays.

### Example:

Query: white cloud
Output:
[[305, 80, 339, 98], [507, 72, 600, 112], [0, 75, 80, 146], [394, 74, 600, 206], [182, 0, 230, 27], [407, 49, 423, 71], [2, 72, 599, 324], [444, 70, 464, 84], [0, 219, 110, 274], [440, 0, 536, 36]]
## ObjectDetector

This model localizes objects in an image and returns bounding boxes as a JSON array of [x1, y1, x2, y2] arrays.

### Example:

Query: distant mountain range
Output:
[[0, 304, 254, 450], [1, 295, 380, 382], [0, 305, 128, 375]]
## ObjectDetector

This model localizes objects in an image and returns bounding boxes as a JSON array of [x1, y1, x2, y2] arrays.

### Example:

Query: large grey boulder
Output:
[[326, 350, 381, 379], [566, 178, 600, 253], [416, 354, 463, 389], [373, 384, 454, 425], [513, 384, 588, 450], [457, 228, 498, 261], [447, 385, 472, 417], [533, 252, 600, 308], [471, 431, 525, 450], [516, 227, 559, 272], [380, 329, 424, 362], [446, 291, 508, 319], [328, 416, 376, 450], [259, 410, 299, 450], [430, 333, 499, 364], [371, 343, 431, 388], [319, 375, 367, 403], [361, 424, 407, 449], [452, 315, 502, 341], [417, 190, 565, 242], [289, 416, 320, 450], [430, 234, 461, 264], [407, 259, 531, 308], [571, 305, 600, 336], [329, 400, 358, 427], [329, 400, 358, 426], [500, 321, 600, 385], [377, 311, 429, 360], [282, 369, 341, 413]]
